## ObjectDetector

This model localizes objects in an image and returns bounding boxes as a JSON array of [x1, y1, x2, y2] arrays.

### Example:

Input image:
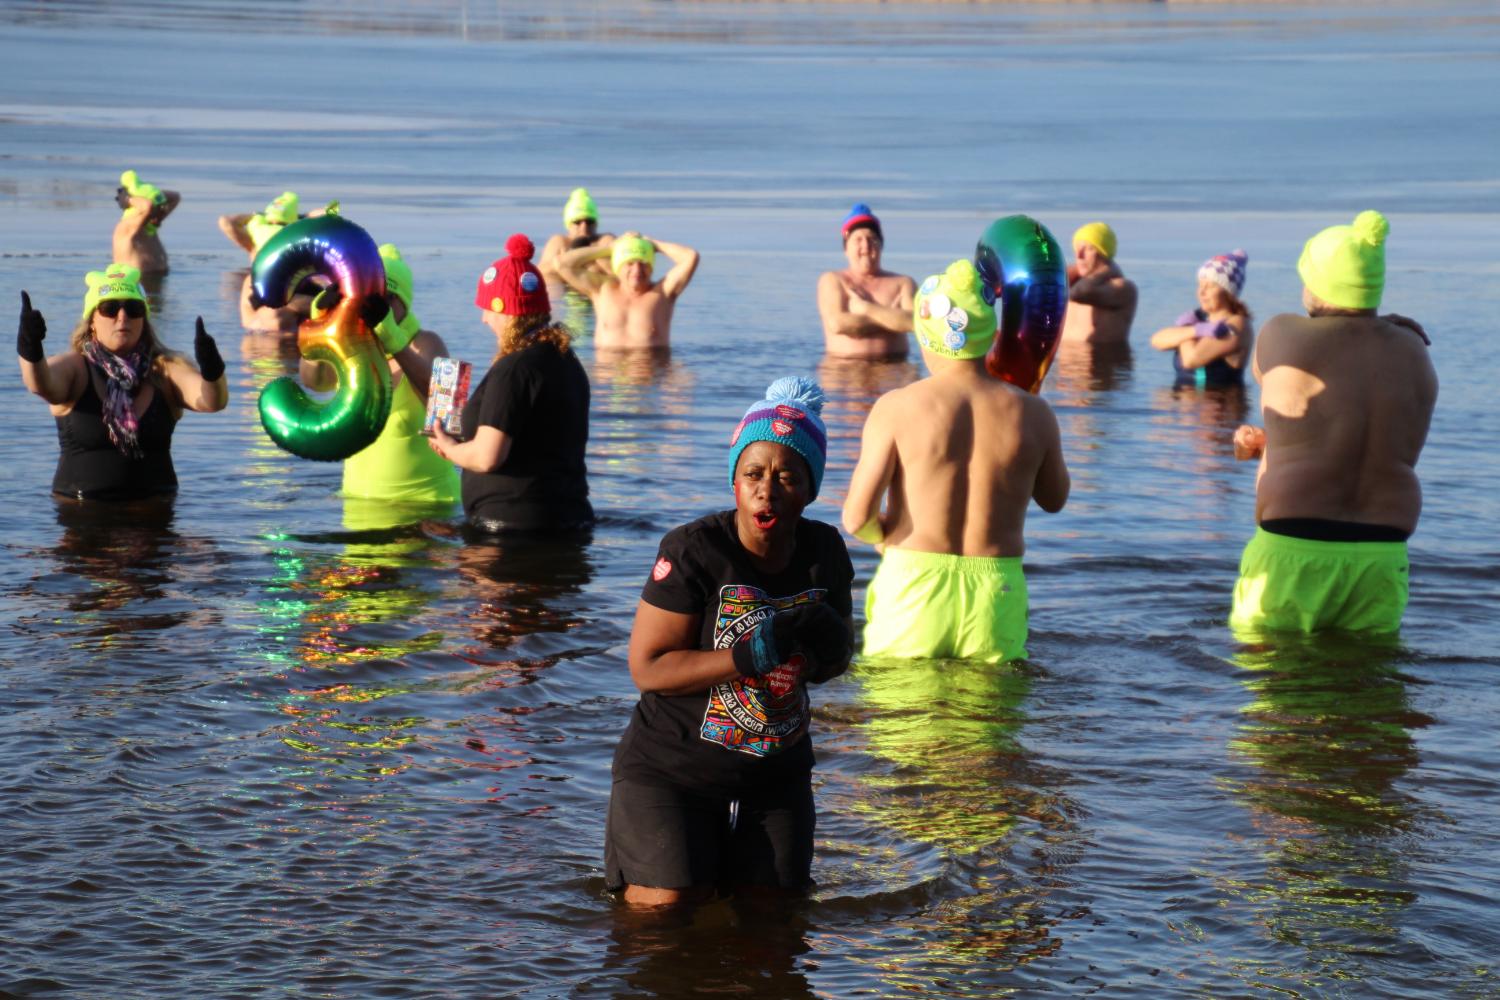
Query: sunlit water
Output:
[[3, 2, 1499, 996]]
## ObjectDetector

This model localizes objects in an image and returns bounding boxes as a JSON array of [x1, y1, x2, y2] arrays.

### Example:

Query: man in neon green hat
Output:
[[554, 229, 699, 348], [539, 187, 614, 284], [1230, 210, 1438, 635], [112, 169, 180, 276], [842, 259, 1071, 662], [1060, 221, 1137, 345]]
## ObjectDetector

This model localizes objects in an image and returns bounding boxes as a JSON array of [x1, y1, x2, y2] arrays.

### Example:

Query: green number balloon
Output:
[[252, 216, 391, 462]]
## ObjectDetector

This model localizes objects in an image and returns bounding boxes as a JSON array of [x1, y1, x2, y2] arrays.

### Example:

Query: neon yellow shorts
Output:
[[863, 548, 1028, 663], [1229, 527, 1408, 635]]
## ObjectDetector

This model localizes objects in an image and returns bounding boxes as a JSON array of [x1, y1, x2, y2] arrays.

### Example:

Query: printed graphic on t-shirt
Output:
[[701, 584, 825, 756]]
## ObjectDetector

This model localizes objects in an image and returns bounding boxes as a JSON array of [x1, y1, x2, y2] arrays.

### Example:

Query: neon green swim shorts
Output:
[[1229, 527, 1408, 635], [863, 548, 1028, 663]]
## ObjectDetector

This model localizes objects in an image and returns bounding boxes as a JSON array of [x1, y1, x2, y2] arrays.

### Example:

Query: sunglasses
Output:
[[97, 299, 146, 320]]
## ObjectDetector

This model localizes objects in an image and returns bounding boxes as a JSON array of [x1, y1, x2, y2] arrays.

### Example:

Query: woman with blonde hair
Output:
[[430, 235, 593, 534], [16, 264, 228, 500]]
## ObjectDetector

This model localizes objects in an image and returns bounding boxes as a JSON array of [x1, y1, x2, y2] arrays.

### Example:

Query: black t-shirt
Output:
[[459, 340, 591, 525], [613, 510, 855, 795]]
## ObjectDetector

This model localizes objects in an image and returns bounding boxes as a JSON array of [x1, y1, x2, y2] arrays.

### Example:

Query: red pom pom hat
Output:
[[475, 234, 550, 316]]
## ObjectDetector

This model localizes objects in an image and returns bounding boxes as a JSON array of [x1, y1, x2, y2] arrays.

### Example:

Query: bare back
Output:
[[1254, 313, 1437, 531], [857, 367, 1068, 557], [113, 212, 169, 276], [594, 280, 676, 348]]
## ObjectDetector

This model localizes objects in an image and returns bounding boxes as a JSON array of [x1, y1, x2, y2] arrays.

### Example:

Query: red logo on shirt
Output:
[[772, 419, 793, 436], [652, 558, 673, 582]]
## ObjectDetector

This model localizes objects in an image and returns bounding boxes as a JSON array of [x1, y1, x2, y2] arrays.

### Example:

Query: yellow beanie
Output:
[[81, 263, 149, 321], [611, 236, 655, 276], [1297, 210, 1389, 311], [1072, 222, 1117, 260]]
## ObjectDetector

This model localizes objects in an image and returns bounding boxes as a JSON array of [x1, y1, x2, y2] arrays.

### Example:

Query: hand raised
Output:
[[17, 291, 47, 363], [194, 317, 225, 381]]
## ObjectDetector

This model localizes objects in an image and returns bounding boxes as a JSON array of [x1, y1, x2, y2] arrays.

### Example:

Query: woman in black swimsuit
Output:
[[1150, 249, 1254, 388], [16, 263, 229, 500]]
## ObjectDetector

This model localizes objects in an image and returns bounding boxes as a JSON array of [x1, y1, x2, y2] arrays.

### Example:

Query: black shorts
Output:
[[604, 776, 815, 893]]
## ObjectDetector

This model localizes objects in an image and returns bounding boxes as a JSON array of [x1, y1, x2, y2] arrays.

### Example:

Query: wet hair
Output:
[[499, 312, 572, 359]]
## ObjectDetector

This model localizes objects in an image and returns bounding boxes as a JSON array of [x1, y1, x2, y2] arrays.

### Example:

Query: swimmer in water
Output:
[[1060, 222, 1137, 345], [112, 170, 180, 276], [217, 192, 331, 333], [816, 203, 917, 359], [1150, 250, 1254, 388], [605, 375, 853, 907], [553, 230, 699, 349], [16, 264, 229, 500], [1230, 211, 1437, 635], [299, 243, 459, 507], [842, 259, 1070, 663], [539, 187, 615, 284]]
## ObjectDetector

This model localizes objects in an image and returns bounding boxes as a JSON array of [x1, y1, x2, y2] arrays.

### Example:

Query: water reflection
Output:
[[816, 357, 920, 516], [589, 348, 697, 514], [1222, 634, 1433, 980], [605, 896, 815, 999], [49, 497, 190, 623], [1048, 340, 1134, 401], [456, 532, 597, 657]]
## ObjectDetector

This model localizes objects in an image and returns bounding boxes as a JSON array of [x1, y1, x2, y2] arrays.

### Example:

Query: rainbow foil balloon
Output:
[[253, 216, 391, 461], [973, 216, 1068, 393]]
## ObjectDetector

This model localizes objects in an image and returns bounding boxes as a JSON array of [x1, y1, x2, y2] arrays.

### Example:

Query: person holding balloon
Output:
[[112, 169, 180, 276], [1060, 222, 1137, 345], [16, 264, 228, 500], [429, 235, 594, 535], [816, 203, 917, 359], [298, 243, 459, 508], [1149, 250, 1253, 388], [218, 191, 332, 334], [842, 258, 1070, 663]]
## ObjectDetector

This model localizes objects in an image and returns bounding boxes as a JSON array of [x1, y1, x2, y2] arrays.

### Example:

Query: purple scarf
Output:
[[82, 339, 155, 457]]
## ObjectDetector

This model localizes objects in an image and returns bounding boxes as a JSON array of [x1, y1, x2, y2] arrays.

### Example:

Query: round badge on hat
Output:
[[482, 266, 497, 283], [944, 329, 966, 352], [926, 292, 951, 317], [946, 307, 969, 332], [520, 272, 539, 292]]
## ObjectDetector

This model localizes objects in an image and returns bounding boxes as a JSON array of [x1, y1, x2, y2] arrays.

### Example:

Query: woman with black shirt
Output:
[[430, 234, 593, 534], [16, 264, 228, 500], [605, 376, 855, 906]]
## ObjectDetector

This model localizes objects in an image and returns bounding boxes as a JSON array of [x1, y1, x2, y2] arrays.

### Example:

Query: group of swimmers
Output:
[[20, 173, 1438, 906]]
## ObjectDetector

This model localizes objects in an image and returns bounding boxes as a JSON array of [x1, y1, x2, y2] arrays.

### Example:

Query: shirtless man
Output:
[[842, 259, 1070, 663], [538, 187, 614, 283], [1060, 222, 1137, 345], [1230, 210, 1437, 635], [216, 192, 324, 334], [554, 231, 699, 348], [816, 203, 916, 359], [112, 170, 180, 276]]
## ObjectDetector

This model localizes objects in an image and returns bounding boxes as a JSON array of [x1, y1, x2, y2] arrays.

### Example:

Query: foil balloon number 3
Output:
[[973, 215, 1069, 394], [253, 216, 391, 461]]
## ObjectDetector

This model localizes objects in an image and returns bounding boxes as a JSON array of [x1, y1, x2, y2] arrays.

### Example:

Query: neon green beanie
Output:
[[264, 191, 300, 225], [81, 263, 149, 321], [564, 187, 598, 224], [1297, 210, 1389, 310], [611, 236, 654, 276], [375, 243, 419, 355], [914, 259, 997, 361]]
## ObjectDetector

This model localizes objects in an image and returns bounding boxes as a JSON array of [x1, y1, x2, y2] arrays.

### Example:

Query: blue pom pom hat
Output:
[[728, 376, 829, 499]]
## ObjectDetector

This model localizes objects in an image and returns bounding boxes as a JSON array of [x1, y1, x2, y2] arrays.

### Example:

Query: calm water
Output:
[[3, 2, 1500, 996]]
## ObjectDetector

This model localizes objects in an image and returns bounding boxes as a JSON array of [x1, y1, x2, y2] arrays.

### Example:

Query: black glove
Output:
[[17, 291, 46, 363], [358, 293, 389, 330], [194, 317, 225, 381], [731, 611, 800, 679], [785, 602, 853, 683]]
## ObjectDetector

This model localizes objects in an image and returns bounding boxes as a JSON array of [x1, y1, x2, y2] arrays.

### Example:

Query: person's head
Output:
[[377, 242, 419, 341], [611, 234, 655, 291], [563, 187, 599, 241], [1072, 222, 1117, 272], [913, 259, 998, 363], [264, 191, 300, 226], [727, 377, 829, 537], [71, 264, 159, 358], [1197, 249, 1248, 314], [841, 202, 883, 270], [475, 234, 568, 354], [1298, 210, 1388, 316]]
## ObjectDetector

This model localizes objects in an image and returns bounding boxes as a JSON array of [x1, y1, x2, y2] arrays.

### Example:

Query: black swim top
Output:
[[1173, 350, 1245, 388], [53, 363, 179, 500]]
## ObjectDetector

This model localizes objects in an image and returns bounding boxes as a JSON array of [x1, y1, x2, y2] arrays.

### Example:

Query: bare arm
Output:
[[841, 395, 899, 543], [1030, 402, 1070, 513], [818, 272, 914, 339], [162, 356, 228, 413], [628, 601, 738, 695], [1071, 272, 1136, 311], [20, 350, 86, 406], [1174, 317, 1247, 369], [218, 213, 257, 254], [537, 234, 569, 276], [554, 242, 613, 297], [652, 238, 700, 300], [156, 190, 181, 222], [1150, 323, 1197, 351], [429, 421, 509, 473]]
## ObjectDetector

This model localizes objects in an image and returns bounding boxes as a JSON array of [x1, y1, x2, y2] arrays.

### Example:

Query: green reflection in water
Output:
[[1216, 632, 1436, 986]]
